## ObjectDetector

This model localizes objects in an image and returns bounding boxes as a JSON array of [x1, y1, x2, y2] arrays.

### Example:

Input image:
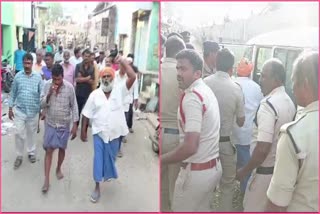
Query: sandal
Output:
[[28, 154, 36, 163], [90, 191, 101, 203], [14, 157, 23, 169], [117, 150, 123, 158], [41, 184, 50, 194]]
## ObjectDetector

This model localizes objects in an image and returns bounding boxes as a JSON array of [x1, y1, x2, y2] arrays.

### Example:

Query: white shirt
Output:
[[231, 77, 263, 145], [98, 60, 105, 71], [70, 56, 83, 68], [82, 83, 129, 143], [114, 70, 139, 112], [54, 52, 64, 62], [31, 53, 37, 65], [251, 86, 296, 166], [178, 79, 220, 163]]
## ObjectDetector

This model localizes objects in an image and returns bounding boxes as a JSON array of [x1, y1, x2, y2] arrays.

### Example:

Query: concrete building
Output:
[[1, 2, 33, 65], [33, 2, 49, 49]]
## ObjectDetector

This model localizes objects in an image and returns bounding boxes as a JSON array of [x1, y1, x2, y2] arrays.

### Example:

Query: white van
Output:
[[222, 27, 319, 103]]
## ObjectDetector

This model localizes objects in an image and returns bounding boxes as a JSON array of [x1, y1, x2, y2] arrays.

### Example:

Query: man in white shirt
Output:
[[54, 46, 64, 64], [231, 58, 263, 205], [70, 47, 83, 68], [80, 56, 136, 203], [114, 58, 139, 157]]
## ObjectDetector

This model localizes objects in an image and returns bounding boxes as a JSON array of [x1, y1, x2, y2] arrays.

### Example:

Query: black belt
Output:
[[219, 136, 230, 142], [163, 128, 179, 135], [256, 166, 274, 175]]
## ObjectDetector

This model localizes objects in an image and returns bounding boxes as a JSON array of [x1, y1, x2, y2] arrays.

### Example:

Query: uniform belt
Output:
[[219, 136, 230, 142], [181, 157, 219, 171], [256, 166, 274, 175], [163, 128, 179, 135]]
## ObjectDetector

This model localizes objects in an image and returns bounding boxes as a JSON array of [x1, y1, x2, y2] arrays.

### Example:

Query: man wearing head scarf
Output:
[[231, 58, 263, 209], [80, 56, 136, 203]]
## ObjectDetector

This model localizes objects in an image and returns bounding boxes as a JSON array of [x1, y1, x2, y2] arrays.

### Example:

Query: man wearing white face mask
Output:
[[80, 56, 136, 203]]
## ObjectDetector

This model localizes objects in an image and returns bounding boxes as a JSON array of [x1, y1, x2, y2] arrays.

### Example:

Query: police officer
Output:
[[160, 35, 186, 211], [265, 52, 318, 212], [236, 58, 296, 211], [204, 48, 245, 211], [162, 49, 222, 211], [180, 31, 195, 50], [202, 41, 220, 78]]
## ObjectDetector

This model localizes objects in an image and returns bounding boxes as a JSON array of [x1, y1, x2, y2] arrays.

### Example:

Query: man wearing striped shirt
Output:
[[9, 53, 43, 169]]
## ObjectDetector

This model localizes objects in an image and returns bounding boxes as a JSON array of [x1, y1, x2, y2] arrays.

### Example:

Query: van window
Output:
[[243, 47, 253, 61], [274, 48, 302, 103], [221, 44, 252, 76], [253, 47, 272, 83]]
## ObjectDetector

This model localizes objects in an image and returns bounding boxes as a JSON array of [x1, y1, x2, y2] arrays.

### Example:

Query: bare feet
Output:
[[56, 169, 64, 180]]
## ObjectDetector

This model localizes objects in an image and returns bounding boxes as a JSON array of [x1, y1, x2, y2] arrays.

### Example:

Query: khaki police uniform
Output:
[[243, 86, 296, 211], [204, 71, 245, 211], [172, 79, 222, 212], [202, 62, 216, 78], [267, 101, 318, 212], [160, 57, 181, 211]]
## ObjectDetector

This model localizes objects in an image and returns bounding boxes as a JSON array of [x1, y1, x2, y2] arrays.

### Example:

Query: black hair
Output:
[[52, 63, 64, 77], [176, 49, 203, 72], [82, 49, 91, 56], [186, 43, 195, 50], [165, 36, 185, 58], [167, 32, 183, 40], [23, 53, 33, 62], [216, 48, 235, 72], [263, 58, 286, 84], [45, 52, 54, 59], [203, 41, 220, 57], [74, 47, 81, 55], [127, 53, 135, 60]]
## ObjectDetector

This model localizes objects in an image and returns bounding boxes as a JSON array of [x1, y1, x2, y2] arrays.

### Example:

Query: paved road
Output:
[[1, 101, 159, 212]]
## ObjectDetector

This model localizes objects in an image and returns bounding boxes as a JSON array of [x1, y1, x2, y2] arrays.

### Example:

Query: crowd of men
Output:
[[160, 32, 318, 212], [8, 42, 140, 203]]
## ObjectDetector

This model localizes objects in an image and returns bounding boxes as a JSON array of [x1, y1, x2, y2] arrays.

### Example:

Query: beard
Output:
[[100, 79, 114, 93]]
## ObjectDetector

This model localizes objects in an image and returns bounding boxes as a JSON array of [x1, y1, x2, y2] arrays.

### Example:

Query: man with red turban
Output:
[[80, 56, 136, 203], [232, 58, 263, 209]]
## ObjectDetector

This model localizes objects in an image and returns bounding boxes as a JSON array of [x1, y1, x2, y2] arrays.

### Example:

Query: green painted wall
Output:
[[146, 2, 159, 71], [1, 2, 16, 65], [1, 2, 14, 25]]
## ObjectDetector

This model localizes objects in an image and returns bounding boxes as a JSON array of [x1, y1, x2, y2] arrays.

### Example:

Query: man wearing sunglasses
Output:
[[8, 53, 43, 169]]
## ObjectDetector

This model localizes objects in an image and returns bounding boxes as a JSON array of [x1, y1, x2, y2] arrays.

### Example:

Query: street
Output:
[[1, 99, 159, 212]]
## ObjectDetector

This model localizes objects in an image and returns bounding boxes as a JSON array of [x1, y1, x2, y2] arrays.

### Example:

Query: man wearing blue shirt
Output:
[[9, 53, 43, 169], [14, 42, 26, 74]]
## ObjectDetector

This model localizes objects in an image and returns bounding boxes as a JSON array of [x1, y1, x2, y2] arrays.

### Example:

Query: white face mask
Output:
[[100, 79, 114, 93]]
